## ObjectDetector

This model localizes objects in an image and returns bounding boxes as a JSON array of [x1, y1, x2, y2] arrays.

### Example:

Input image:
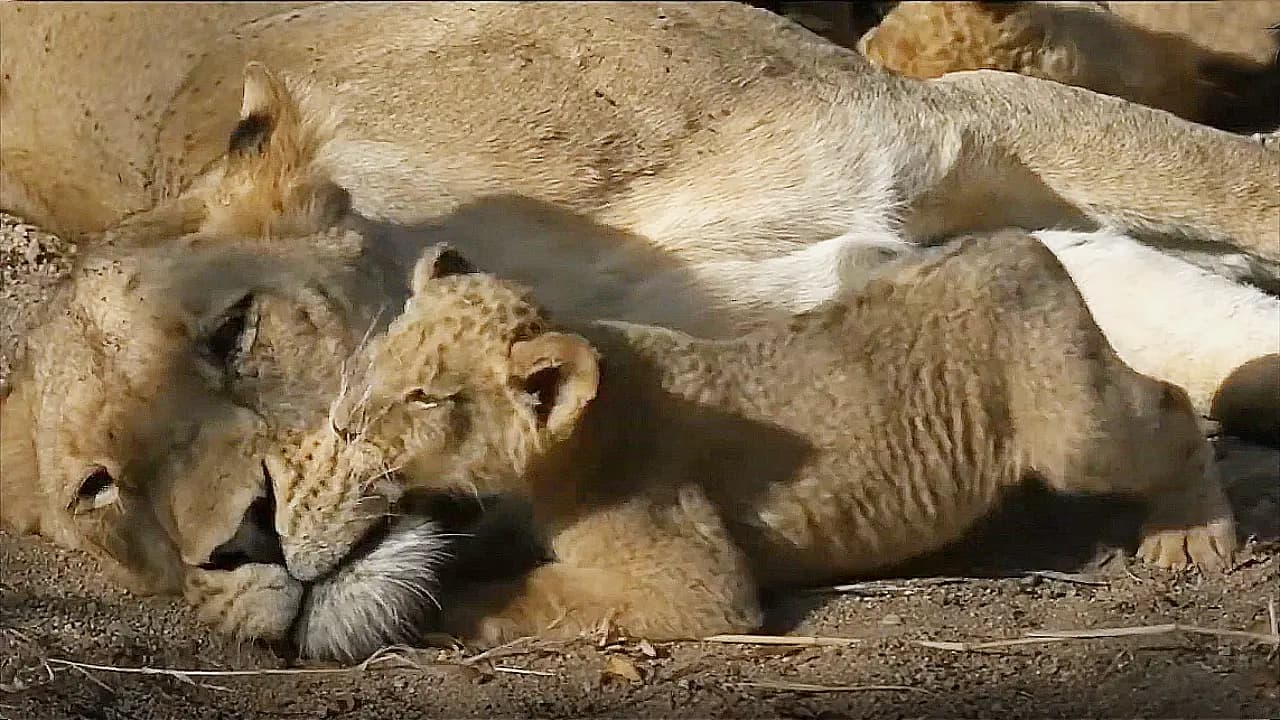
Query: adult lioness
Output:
[[4, 3, 1276, 415], [2, 3, 1275, 407], [272, 235, 1233, 651], [0, 2, 1277, 659]]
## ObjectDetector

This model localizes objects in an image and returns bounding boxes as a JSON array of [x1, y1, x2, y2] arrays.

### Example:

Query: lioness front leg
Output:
[[919, 70, 1279, 260], [446, 490, 762, 647]]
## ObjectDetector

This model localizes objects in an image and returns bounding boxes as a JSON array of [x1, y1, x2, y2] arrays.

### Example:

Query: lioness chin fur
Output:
[[277, 234, 1235, 648]]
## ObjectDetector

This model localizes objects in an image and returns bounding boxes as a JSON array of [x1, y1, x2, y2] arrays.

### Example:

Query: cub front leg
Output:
[[1030, 374, 1237, 572], [459, 560, 759, 647], [445, 489, 763, 646]]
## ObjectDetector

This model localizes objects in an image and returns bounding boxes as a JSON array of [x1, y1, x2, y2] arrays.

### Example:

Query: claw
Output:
[[1137, 517, 1236, 573]]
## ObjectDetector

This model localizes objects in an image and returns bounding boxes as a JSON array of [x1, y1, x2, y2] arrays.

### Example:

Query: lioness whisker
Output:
[[332, 309, 386, 428], [353, 305, 386, 358], [383, 575, 443, 611]]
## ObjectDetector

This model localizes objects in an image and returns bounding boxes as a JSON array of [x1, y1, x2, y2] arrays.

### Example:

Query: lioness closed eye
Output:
[[278, 235, 1236, 648]]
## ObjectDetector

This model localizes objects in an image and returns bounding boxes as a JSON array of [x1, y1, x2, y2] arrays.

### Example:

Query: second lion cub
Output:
[[278, 230, 1236, 646]]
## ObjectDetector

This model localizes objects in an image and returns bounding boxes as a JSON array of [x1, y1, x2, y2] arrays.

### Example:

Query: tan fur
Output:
[[289, 234, 1234, 645], [0, 2, 1272, 657], [859, 2, 1280, 130]]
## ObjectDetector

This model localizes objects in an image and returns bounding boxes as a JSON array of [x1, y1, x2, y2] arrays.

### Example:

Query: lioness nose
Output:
[[203, 493, 286, 570]]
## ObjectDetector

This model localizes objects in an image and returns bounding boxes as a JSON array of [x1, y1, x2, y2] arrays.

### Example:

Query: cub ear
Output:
[[202, 61, 350, 237], [411, 243, 479, 294], [508, 332, 601, 440]]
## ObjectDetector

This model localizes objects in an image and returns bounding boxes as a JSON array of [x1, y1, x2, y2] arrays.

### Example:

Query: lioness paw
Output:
[[1138, 516, 1236, 572]]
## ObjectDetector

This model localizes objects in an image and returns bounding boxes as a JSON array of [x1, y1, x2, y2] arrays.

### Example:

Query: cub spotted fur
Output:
[[859, 1, 1280, 132]]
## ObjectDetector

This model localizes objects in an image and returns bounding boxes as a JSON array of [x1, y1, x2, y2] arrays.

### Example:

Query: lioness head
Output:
[[0, 63, 487, 661]]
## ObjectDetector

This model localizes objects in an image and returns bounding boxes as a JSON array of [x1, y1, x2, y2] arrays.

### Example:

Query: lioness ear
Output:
[[411, 244, 479, 294], [67, 465, 122, 516], [202, 62, 350, 237], [509, 333, 600, 439], [236, 62, 291, 145]]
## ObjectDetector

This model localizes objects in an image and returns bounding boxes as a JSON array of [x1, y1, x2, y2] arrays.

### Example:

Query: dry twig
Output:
[[1021, 570, 1109, 587], [55, 661, 121, 693], [730, 680, 932, 694], [1028, 623, 1280, 644], [916, 637, 1069, 652], [808, 570, 1107, 596], [39, 648, 558, 691], [44, 654, 403, 682], [804, 577, 971, 595], [492, 666, 556, 677], [919, 622, 1280, 653], [38, 647, 435, 693], [702, 634, 861, 647], [460, 636, 537, 666]]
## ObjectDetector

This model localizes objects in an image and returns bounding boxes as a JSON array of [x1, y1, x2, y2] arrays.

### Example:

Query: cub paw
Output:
[[1137, 516, 1236, 572], [1137, 439, 1238, 573], [475, 615, 526, 648], [184, 563, 303, 640]]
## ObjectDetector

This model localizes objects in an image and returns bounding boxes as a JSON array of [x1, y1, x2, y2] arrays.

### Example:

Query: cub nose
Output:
[[202, 490, 285, 571]]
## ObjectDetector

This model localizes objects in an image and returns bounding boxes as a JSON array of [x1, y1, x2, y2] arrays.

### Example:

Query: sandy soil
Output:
[[1, 213, 1278, 719]]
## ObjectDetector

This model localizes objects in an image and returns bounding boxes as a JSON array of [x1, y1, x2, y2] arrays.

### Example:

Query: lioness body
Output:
[[3, 3, 1275, 412], [298, 233, 1231, 648]]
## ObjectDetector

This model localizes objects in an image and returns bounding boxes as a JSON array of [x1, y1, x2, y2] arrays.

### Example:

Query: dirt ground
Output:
[[1, 210, 1279, 720]]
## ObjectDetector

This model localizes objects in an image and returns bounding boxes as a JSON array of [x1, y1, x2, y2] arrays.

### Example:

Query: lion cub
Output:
[[276, 230, 1236, 646], [859, 2, 1280, 132]]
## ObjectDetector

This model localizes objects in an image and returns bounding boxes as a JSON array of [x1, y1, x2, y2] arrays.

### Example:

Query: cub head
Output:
[[269, 245, 602, 585], [0, 62, 473, 661]]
